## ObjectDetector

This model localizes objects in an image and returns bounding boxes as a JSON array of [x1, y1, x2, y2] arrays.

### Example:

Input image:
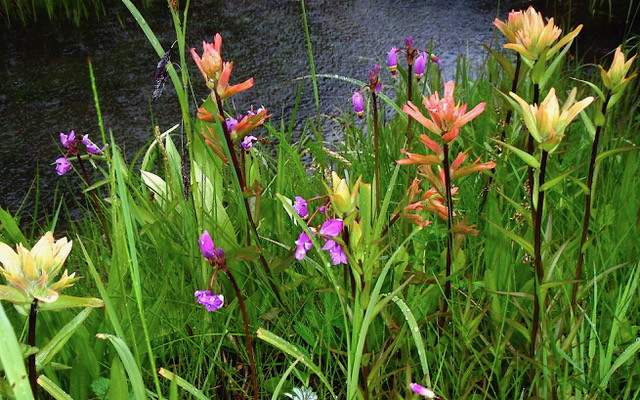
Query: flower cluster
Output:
[[294, 219, 346, 265], [55, 130, 105, 175], [194, 231, 226, 311], [198, 106, 270, 157], [387, 36, 440, 79], [351, 64, 382, 116]]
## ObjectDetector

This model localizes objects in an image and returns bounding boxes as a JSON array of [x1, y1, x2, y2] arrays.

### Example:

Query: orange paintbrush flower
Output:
[[216, 62, 254, 99], [403, 81, 486, 143], [600, 46, 637, 93], [190, 34, 223, 84], [493, 9, 525, 44]]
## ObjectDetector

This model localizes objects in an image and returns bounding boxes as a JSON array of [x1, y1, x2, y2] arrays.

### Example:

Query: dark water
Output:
[[0, 0, 511, 217]]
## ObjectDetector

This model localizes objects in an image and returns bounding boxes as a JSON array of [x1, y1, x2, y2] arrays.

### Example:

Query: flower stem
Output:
[[406, 62, 414, 149], [212, 92, 286, 309], [28, 299, 38, 399], [76, 155, 111, 248], [372, 90, 381, 212], [530, 149, 548, 358], [572, 93, 611, 307], [441, 142, 454, 321], [224, 267, 259, 400]]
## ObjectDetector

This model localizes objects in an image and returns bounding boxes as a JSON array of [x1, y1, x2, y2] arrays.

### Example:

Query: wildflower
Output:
[[403, 80, 486, 143], [285, 387, 318, 400], [326, 172, 360, 214], [190, 34, 223, 83], [294, 231, 313, 260], [493, 9, 525, 43], [0, 232, 77, 303], [199, 231, 225, 265], [319, 219, 343, 237], [600, 46, 637, 93], [397, 134, 444, 165], [82, 134, 104, 155], [369, 64, 382, 93], [198, 107, 270, 141], [352, 92, 365, 117], [55, 157, 72, 175], [216, 61, 254, 99], [405, 36, 414, 49], [293, 196, 309, 218], [502, 7, 582, 67], [430, 54, 441, 65], [226, 117, 238, 132], [410, 382, 441, 399], [510, 87, 593, 152], [322, 239, 347, 265], [388, 46, 398, 75], [60, 130, 77, 149], [414, 53, 427, 80], [241, 135, 258, 150], [194, 290, 224, 311]]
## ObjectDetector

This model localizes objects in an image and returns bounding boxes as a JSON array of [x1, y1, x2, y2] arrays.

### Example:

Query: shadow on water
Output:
[[0, 0, 511, 221]]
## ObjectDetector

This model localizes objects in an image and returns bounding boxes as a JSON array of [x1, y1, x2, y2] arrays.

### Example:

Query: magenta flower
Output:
[[241, 135, 258, 150], [317, 205, 327, 213], [294, 232, 313, 260], [194, 290, 224, 311], [199, 230, 225, 264], [60, 130, 77, 149], [293, 196, 309, 218], [319, 219, 343, 237], [405, 36, 414, 49], [352, 92, 365, 117], [409, 383, 440, 399], [430, 54, 441, 65], [414, 53, 427, 80], [388, 46, 398, 75], [226, 117, 238, 132], [368, 64, 382, 93], [82, 134, 104, 155], [55, 157, 72, 175], [322, 239, 347, 265]]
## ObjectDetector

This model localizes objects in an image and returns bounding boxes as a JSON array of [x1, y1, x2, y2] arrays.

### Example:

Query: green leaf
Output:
[[0, 206, 27, 244], [596, 146, 640, 163], [0, 301, 34, 399], [0, 285, 31, 304], [38, 295, 104, 311], [579, 110, 597, 139], [482, 44, 514, 78], [601, 339, 640, 387], [539, 163, 585, 192], [37, 375, 74, 400], [96, 334, 147, 400], [392, 296, 429, 378], [36, 308, 94, 370], [490, 139, 540, 168], [257, 328, 335, 398], [571, 77, 606, 101], [108, 357, 129, 400], [158, 369, 211, 400], [227, 246, 261, 262], [486, 220, 534, 255]]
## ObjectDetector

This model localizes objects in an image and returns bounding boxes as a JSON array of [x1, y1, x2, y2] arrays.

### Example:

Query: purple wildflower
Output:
[[194, 290, 224, 311], [405, 36, 414, 49], [241, 135, 258, 150], [414, 53, 427, 80], [294, 231, 313, 260], [387, 46, 398, 75], [319, 219, 343, 237], [352, 92, 364, 117], [226, 117, 238, 132], [199, 230, 225, 264], [322, 239, 347, 265], [430, 54, 441, 65], [317, 205, 327, 213], [293, 196, 309, 218], [409, 383, 439, 399], [368, 64, 382, 93], [55, 157, 72, 175], [60, 130, 77, 149], [82, 134, 104, 155]]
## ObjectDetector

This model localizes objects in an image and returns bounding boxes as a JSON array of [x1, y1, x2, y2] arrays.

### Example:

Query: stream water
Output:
[[0, 0, 511, 218]]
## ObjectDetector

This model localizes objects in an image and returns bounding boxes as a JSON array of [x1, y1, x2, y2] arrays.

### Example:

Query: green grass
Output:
[[0, 1, 639, 400]]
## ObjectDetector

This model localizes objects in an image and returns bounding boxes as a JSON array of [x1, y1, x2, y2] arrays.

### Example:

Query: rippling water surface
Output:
[[0, 0, 510, 216]]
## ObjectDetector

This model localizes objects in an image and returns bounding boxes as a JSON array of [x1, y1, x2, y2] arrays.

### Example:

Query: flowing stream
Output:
[[0, 0, 510, 218]]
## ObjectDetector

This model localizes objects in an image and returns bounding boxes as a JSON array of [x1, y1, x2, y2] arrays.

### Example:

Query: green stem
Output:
[[28, 299, 38, 399], [372, 91, 381, 212], [530, 149, 548, 358], [572, 93, 611, 307], [406, 62, 414, 149]]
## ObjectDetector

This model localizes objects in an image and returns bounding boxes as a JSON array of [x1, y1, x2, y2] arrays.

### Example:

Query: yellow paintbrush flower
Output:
[[502, 7, 582, 67], [0, 232, 78, 303], [510, 88, 593, 152], [600, 46, 637, 93], [493, 9, 525, 44]]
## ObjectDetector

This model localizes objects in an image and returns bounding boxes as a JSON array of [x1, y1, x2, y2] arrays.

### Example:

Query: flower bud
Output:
[[414, 53, 427, 80], [352, 92, 364, 117], [388, 47, 398, 75]]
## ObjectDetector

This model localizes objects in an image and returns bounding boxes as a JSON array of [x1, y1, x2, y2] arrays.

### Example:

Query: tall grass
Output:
[[0, 1, 639, 400]]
